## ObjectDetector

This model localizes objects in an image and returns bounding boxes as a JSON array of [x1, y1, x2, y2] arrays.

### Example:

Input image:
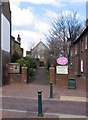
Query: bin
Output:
[[68, 78, 76, 89]]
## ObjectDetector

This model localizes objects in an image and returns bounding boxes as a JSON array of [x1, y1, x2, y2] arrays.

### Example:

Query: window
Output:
[[75, 44, 77, 54], [81, 60, 83, 73], [85, 36, 87, 50], [2, 14, 10, 52]]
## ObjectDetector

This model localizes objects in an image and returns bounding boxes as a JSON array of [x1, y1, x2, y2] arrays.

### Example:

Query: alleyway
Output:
[[29, 67, 49, 85]]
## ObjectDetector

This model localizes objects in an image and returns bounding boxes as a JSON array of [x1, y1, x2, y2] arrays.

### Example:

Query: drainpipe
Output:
[[78, 44, 81, 77]]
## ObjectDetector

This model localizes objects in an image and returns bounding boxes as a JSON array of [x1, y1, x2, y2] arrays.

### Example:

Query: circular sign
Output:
[[57, 57, 68, 65]]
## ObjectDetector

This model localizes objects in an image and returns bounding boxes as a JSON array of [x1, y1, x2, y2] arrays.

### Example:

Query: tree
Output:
[[46, 11, 85, 59], [28, 41, 35, 51]]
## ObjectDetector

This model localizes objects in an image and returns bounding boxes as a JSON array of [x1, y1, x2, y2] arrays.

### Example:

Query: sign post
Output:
[[56, 56, 68, 86]]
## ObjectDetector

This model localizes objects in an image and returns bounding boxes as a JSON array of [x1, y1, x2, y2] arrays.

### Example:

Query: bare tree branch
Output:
[[45, 11, 85, 60]]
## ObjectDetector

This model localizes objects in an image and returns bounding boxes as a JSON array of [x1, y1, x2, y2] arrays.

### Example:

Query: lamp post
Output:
[[0, 0, 2, 86]]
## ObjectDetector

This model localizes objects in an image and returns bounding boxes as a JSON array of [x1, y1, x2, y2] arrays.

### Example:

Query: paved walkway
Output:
[[2, 97, 86, 118], [1, 78, 87, 119], [1, 69, 87, 119], [29, 67, 49, 85]]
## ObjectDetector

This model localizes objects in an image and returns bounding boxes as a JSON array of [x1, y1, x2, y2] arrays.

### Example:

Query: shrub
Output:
[[16, 57, 37, 78], [16, 58, 25, 67]]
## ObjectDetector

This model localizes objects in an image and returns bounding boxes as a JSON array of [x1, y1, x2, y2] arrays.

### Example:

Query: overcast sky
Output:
[[9, 0, 87, 56]]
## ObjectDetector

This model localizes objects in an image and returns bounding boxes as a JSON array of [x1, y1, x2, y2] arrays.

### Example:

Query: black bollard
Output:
[[50, 82, 53, 98], [37, 90, 43, 116]]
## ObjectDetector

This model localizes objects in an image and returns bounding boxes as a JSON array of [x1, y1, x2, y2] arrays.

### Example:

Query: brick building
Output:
[[69, 25, 88, 80], [11, 34, 23, 62]]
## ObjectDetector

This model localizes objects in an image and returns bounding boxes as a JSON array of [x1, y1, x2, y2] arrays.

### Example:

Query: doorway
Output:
[[39, 61, 44, 67]]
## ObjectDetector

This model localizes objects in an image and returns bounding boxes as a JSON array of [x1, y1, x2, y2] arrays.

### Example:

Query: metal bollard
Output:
[[37, 90, 43, 116], [50, 82, 53, 98]]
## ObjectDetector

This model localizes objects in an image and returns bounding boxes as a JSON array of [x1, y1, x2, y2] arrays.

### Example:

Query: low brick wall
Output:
[[8, 73, 22, 84], [3, 65, 28, 85], [49, 65, 70, 86], [56, 74, 68, 86]]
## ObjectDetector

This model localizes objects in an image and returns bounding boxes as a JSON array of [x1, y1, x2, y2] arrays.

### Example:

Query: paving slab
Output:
[[60, 96, 86, 102]]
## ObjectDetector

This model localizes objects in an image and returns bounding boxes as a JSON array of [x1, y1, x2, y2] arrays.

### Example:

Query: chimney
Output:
[[17, 34, 21, 45]]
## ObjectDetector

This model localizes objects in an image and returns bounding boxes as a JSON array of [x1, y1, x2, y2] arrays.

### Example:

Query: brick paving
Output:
[[2, 97, 86, 114], [1, 67, 87, 119], [2, 78, 86, 99]]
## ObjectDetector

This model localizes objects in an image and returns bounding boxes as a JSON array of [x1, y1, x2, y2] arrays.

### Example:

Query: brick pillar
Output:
[[22, 67, 27, 83], [49, 64, 55, 84]]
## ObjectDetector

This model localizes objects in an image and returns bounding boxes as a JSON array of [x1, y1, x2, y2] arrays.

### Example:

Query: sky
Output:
[[9, 0, 87, 56]]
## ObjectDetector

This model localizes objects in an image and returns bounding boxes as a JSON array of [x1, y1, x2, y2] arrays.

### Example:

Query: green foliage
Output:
[[29, 68, 36, 76], [24, 57, 37, 69], [16, 57, 37, 78], [45, 61, 51, 71], [25, 57, 37, 77], [45, 57, 56, 71], [16, 58, 25, 67]]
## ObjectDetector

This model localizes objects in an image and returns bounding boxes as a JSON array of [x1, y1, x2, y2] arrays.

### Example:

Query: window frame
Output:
[[85, 36, 87, 50]]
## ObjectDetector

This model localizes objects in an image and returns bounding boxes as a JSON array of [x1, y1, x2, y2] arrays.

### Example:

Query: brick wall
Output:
[[22, 67, 27, 83], [68, 65, 75, 78], [56, 74, 68, 86], [69, 27, 88, 80], [3, 65, 27, 85], [49, 65, 55, 84], [8, 73, 21, 84], [49, 65, 68, 86]]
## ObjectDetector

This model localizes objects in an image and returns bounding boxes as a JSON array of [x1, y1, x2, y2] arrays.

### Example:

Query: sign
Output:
[[56, 66, 68, 74], [57, 57, 68, 65], [1, 14, 10, 52]]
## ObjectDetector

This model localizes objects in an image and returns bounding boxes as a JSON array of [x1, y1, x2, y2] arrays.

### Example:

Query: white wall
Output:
[[1, 13, 10, 52]]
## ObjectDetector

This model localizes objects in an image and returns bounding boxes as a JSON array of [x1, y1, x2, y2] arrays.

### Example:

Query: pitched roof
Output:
[[73, 26, 88, 44], [32, 41, 49, 51]]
